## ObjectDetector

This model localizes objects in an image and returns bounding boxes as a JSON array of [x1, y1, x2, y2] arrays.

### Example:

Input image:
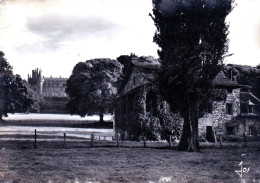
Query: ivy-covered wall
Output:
[[115, 84, 182, 141]]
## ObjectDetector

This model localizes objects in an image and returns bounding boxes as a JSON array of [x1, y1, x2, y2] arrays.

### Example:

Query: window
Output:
[[160, 104, 164, 110], [226, 103, 233, 115], [249, 127, 254, 136], [248, 105, 254, 114], [227, 88, 233, 94]]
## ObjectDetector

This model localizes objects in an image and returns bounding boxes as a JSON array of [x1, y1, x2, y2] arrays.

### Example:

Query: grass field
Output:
[[0, 114, 259, 183], [0, 140, 259, 183]]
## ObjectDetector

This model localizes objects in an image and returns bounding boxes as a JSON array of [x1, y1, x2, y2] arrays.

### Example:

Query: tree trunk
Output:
[[142, 132, 146, 148], [178, 114, 191, 150], [0, 99, 3, 122], [99, 112, 104, 123], [98, 105, 105, 123], [219, 134, 223, 149], [0, 111, 3, 122], [178, 108, 200, 152]]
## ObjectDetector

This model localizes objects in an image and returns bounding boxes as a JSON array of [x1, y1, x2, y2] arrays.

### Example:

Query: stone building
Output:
[[115, 57, 260, 142], [199, 72, 260, 142], [115, 56, 182, 141], [28, 68, 68, 113], [198, 72, 242, 142], [225, 91, 260, 138]]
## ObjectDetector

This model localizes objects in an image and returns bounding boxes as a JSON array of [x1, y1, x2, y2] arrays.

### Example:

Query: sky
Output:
[[0, 0, 259, 80]]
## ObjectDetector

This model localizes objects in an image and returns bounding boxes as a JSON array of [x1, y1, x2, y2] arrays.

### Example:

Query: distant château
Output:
[[28, 68, 67, 98], [28, 68, 68, 113]]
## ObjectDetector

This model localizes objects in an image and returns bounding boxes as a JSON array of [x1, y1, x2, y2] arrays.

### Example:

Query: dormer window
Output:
[[248, 105, 254, 114]]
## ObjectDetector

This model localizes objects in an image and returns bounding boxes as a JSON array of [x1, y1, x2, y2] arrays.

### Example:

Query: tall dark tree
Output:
[[66, 58, 122, 122], [0, 51, 38, 121], [151, 0, 233, 151], [0, 51, 15, 121]]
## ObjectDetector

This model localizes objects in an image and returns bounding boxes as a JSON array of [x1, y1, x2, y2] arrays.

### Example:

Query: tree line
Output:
[[0, 51, 40, 121]]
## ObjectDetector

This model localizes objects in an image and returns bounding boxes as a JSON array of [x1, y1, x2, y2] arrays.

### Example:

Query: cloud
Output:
[[17, 14, 122, 53]]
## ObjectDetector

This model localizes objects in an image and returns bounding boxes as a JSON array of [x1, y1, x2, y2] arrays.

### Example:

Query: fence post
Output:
[[91, 134, 94, 147], [169, 135, 172, 149], [64, 133, 66, 148], [34, 129, 37, 149], [104, 136, 106, 141], [116, 133, 119, 147], [243, 132, 247, 147]]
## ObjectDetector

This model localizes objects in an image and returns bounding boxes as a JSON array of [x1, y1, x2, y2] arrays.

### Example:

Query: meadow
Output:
[[0, 140, 259, 183], [0, 114, 259, 183]]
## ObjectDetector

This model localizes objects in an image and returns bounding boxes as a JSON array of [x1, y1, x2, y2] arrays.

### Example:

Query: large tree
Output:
[[0, 51, 14, 121], [66, 58, 122, 122], [0, 51, 38, 121], [151, 0, 233, 151]]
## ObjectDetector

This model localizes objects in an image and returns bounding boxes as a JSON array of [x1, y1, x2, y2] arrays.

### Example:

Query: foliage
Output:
[[0, 51, 15, 119], [115, 84, 182, 141], [151, 0, 233, 151], [115, 55, 182, 141], [11, 74, 40, 113], [224, 64, 260, 99], [66, 58, 123, 122], [211, 89, 227, 101], [0, 51, 39, 121]]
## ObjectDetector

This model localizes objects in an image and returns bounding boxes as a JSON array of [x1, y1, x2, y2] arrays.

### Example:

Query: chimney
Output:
[[229, 68, 233, 81]]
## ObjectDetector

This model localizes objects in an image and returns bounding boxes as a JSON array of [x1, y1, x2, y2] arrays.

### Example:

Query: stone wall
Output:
[[228, 117, 260, 137], [198, 88, 241, 141]]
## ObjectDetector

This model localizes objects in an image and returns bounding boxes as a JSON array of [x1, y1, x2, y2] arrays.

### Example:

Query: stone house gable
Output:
[[114, 56, 181, 141], [199, 72, 242, 142]]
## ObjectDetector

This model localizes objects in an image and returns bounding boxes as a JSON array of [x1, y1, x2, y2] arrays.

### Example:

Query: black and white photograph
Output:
[[0, 0, 259, 182]]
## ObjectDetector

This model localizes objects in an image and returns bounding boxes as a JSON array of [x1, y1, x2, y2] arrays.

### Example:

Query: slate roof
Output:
[[213, 72, 241, 88], [131, 56, 160, 69], [240, 92, 260, 105]]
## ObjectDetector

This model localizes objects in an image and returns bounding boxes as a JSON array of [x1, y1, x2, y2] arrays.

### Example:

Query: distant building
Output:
[[28, 68, 68, 113], [42, 77, 67, 98]]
